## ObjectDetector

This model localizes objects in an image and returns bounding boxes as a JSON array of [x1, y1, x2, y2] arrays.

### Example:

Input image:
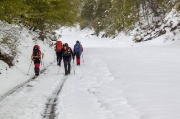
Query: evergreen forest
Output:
[[0, 0, 180, 37]]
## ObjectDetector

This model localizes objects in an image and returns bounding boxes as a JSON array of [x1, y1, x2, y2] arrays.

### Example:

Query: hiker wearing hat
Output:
[[73, 41, 83, 65], [31, 45, 44, 76], [61, 43, 74, 75]]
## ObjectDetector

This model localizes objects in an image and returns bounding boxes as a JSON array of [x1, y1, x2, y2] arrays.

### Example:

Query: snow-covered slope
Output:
[[130, 7, 180, 46], [0, 21, 54, 96]]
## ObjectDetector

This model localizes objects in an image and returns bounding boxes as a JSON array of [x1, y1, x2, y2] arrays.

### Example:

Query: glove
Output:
[[42, 52, 44, 58], [31, 56, 33, 60]]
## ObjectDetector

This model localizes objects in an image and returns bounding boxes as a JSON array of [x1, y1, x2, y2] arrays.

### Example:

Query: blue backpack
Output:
[[74, 43, 81, 53]]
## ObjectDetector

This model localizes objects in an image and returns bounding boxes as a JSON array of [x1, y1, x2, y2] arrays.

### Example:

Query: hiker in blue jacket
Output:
[[73, 41, 83, 65]]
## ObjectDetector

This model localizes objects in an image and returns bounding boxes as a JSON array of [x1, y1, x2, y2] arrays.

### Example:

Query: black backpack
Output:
[[63, 46, 71, 56], [33, 45, 41, 59]]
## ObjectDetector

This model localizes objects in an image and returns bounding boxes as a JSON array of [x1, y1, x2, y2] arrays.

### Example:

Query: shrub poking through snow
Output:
[[0, 34, 18, 67], [0, 50, 14, 67], [133, 34, 143, 42]]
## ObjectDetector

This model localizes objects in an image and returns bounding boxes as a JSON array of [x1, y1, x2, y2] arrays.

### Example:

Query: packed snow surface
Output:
[[0, 26, 180, 119]]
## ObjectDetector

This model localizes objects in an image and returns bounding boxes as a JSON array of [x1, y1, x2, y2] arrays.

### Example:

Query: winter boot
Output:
[[35, 67, 39, 76], [58, 61, 61, 66]]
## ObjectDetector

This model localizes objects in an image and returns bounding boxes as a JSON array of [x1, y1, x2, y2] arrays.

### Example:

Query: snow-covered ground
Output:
[[0, 25, 180, 119], [0, 22, 55, 99]]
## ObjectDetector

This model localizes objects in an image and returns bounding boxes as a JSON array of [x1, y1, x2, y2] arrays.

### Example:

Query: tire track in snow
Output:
[[0, 62, 54, 102], [43, 63, 76, 119], [43, 76, 67, 119]]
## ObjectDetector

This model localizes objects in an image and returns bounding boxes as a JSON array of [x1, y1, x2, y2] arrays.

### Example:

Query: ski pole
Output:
[[40, 59, 42, 65], [27, 60, 33, 75], [57, 64, 60, 74], [43, 60, 44, 68], [54, 52, 56, 62], [42, 57, 44, 68], [82, 53, 84, 63], [73, 60, 75, 75], [41, 59, 44, 68]]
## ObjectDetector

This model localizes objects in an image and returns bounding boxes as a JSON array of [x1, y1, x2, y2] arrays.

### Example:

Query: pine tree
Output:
[[80, 0, 96, 28]]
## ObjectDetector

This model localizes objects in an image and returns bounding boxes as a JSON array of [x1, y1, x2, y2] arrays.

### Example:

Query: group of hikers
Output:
[[31, 40, 83, 76]]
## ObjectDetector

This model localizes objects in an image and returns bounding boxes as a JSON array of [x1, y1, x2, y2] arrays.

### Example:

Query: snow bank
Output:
[[0, 21, 54, 96]]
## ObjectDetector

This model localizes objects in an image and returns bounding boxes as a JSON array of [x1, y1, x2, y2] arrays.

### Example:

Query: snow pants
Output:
[[75, 53, 81, 65], [33, 59, 40, 75], [56, 51, 62, 65], [63, 56, 71, 75]]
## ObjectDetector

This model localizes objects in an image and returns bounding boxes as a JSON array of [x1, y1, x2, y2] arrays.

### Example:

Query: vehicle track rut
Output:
[[0, 62, 54, 102], [43, 76, 67, 119]]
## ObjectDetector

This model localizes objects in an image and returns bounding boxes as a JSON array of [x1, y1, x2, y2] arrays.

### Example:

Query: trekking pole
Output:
[[73, 60, 75, 75], [43, 60, 44, 68], [40, 59, 43, 66], [54, 52, 56, 62], [57, 65, 60, 74], [41, 59, 44, 68], [82, 53, 84, 63], [42, 57, 44, 68], [27, 60, 33, 75]]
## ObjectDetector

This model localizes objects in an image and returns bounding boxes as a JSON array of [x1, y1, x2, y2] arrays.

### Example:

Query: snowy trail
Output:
[[1, 26, 180, 119], [0, 62, 54, 102], [57, 46, 180, 119], [1, 46, 180, 119], [0, 48, 142, 119], [43, 76, 66, 119], [0, 63, 66, 119], [57, 48, 141, 119]]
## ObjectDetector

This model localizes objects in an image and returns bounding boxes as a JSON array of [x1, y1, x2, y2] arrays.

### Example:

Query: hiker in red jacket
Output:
[[31, 45, 44, 76]]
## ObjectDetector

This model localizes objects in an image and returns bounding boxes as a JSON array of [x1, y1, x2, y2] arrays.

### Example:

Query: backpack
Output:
[[56, 41, 62, 51], [74, 43, 81, 53], [32, 45, 41, 59], [63, 46, 71, 56]]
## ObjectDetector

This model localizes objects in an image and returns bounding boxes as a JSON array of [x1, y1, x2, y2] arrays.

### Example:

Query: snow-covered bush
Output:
[[0, 21, 55, 67], [0, 34, 18, 66], [133, 34, 143, 42]]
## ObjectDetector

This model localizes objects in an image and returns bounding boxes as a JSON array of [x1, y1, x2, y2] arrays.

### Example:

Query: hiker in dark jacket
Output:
[[74, 41, 83, 65], [61, 43, 74, 75]]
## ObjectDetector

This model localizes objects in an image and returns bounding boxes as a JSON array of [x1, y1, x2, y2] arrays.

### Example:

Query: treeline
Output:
[[0, 0, 82, 34], [80, 0, 179, 37], [0, 0, 179, 37]]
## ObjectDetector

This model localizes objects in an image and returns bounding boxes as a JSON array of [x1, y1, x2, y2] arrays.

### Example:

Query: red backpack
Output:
[[56, 41, 62, 51], [32, 45, 41, 59]]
